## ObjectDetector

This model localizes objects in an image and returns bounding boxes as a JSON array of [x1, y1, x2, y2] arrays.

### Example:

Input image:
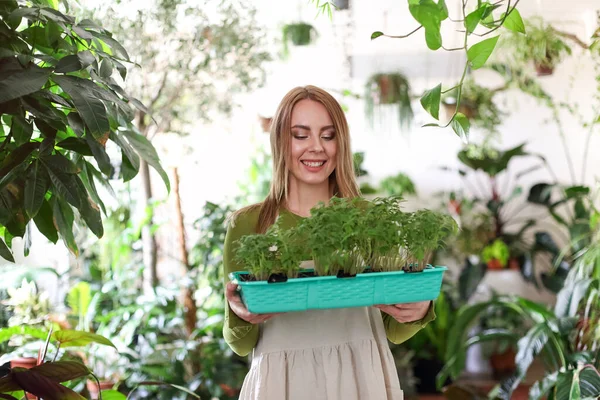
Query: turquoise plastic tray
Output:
[[229, 265, 447, 314]]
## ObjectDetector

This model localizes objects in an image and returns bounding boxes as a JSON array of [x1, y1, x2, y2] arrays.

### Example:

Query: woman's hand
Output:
[[225, 281, 281, 324], [374, 301, 431, 323]]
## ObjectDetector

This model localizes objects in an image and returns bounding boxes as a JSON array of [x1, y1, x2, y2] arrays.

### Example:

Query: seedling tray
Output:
[[229, 265, 447, 313]]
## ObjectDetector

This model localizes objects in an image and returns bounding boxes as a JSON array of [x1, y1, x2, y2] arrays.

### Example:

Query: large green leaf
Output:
[[12, 369, 86, 400], [10, 114, 33, 146], [44, 161, 81, 208], [122, 130, 170, 192], [67, 281, 92, 324], [24, 160, 49, 218], [465, 5, 487, 33], [56, 137, 93, 156], [0, 141, 38, 178], [41, 154, 81, 174], [451, 112, 470, 142], [579, 365, 600, 398], [530, 371, 558, 400], [84, 133, 113, 176], [52, 196, 78, 256], [0, 64, 51, 103], [80, 161, 106, 215], [408, 1, 443, 50], [498, 324, 553, 398], [55, 55, 84, 73], [467, 36, 499, 69], [502, 8, 526, 34], [73, 175, 103, 238], [52, 330, 115, 348], [110, 131, 139, 181], [554, 279, 593, 318], [33, 198, 58, 244], [420, 83, 442, 120], [53, 75, 110, 139], [0, 237, 14, 262], [27, 361, 91, 383], [100, 390, 126, 400]]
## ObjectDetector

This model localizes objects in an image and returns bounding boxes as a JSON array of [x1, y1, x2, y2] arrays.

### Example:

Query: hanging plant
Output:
[[282, 23, 317, 57], [501, 17, 572, 76], [332, 0, 350, 10], [442, 80, 505, 134], [364, 73, 413, 129]]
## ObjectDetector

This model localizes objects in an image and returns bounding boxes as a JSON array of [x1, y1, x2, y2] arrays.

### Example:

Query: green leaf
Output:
[[52, 330, 116, 348], [12, 369, 86, 400], [80, 162, 106, 215], [28, 361, 91, 383], [110, 131, 139, 181], [0, 237, 14, 262], [67, 112, 85, 137], [55, 55, 84, 73], [24, 161, 49, 218], [71, 25, 94, 40], [10, 114, 33, 146], [56, 137, 93, 156], [425, 25, 442, 50], [52, 196, 78, 256], [467, 35, 500, 69], [122, 130, 170, 192], [91, 32, 130, 61], [420, 83, 442, 120], [76, 51, 95, 69], [44, 164, 81, 208], [465, 6, 486, 33], [579, 365, 600, 398], [564, 185, 590, 199], [408, 1, 443, 50], [33, 199, 58, 244], [99, 58, 113, 78], [0, 64, 51, 103], [451, 112, 470, 142], [529, 371, 558, 400], [74, 175, 103, 238], [0, 325, 48, 344], [529, 183, 554, 206], [437, 0, 448, 20], [41, 154, 81, 174], [100, 390, 127, 400], [371, 31, 384, 40], [53, 75, 110, 139], [84, 133, 113, 176], [0, 141, 38, 178], [503, 8, 526, 34], [67, 282, 92, 320]]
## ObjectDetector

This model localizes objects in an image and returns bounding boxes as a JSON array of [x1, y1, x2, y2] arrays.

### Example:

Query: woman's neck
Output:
[[286, 178, 333, 217]]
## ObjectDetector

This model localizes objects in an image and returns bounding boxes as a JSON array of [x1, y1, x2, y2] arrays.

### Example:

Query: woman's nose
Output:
[[309, 135, 324, 152]]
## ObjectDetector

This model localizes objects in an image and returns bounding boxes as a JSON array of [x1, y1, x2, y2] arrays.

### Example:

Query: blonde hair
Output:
[[233, 85, 360, 233]]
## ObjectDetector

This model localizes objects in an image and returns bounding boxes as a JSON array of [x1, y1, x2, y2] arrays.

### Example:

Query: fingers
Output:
[[225, 281, 282, 324], [375, 301, 431, 323]]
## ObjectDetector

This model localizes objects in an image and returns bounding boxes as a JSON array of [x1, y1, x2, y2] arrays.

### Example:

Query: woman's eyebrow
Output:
[[291, 124, 335, 132]]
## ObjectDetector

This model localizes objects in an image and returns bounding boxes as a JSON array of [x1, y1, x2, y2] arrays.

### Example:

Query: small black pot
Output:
[[412, 358, 451, 393]]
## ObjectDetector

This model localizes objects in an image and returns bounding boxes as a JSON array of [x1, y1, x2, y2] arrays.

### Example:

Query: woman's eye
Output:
[[293, 134, 308, 140], [322, 134, 335, 141]]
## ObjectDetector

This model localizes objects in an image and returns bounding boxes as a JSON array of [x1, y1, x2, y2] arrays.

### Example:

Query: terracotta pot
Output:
[[508, 258, 520, 271], [486, 259, 505, 270], [10, 358, 39, 399], [490, 348, 517, 380], [377, 75, 391, 103], [10, 357, 38, 369], [87, 380, 116, 399], [535, 62, 554, 76]]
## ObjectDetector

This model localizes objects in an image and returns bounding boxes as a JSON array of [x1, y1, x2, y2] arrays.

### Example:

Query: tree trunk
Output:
[[140, 158, 158, 292], [172, 167, 197, 337]]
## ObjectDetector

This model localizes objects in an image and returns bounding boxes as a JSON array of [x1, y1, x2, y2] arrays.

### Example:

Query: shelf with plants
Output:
[[229, 197, 457, 313]]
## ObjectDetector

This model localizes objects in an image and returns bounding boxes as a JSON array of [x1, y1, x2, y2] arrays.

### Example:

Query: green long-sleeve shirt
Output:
[[223, 205, 436, 357]]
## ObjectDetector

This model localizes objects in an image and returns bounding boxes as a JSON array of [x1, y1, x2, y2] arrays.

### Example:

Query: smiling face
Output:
[[288, 99, 338, 189]]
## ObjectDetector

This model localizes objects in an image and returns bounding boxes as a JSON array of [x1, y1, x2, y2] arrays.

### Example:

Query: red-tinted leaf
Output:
[[30, 361, 91, 383], [12, 370, 85, 400]]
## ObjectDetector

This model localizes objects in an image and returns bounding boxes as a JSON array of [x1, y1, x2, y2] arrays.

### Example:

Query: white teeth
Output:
[[302, 161, 325, 167]]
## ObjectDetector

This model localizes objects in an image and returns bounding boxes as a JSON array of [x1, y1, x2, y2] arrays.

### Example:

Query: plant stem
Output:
[[52, 343, 61, 362], [581, 113, 598, 183], [0, 131, 13, 153], [381, 25, 423, 39], [478, 0, 520, 37], [551, 108, 577, 184]]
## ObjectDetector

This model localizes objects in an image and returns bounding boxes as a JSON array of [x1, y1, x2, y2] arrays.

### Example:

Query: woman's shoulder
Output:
[[228, 203, 262, 232]]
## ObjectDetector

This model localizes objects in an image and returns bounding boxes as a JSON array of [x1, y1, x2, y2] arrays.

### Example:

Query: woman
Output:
[[223, 86, 435, 400]]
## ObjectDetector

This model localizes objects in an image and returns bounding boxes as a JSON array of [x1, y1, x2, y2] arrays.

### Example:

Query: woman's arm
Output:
[[379, 302, 436, 344], [222, 210, 260, 357]]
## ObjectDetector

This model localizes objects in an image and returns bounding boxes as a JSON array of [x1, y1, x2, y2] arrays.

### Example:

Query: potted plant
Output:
[[231, 197, 457, 313], [282, 22, 317, 56], [379, 172, 417, 198], [439, 142, 541, 283], [442, 80, 505, 134], [365, 73, 414, 129], [501, 17, 572, 76]]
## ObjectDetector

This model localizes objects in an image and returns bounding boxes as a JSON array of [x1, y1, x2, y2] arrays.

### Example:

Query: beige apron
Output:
[[238, 305, 404, 400]]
